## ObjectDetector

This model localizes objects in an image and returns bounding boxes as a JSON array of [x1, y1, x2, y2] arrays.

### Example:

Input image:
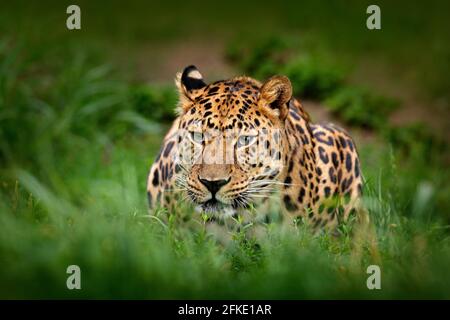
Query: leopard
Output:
[[146, 65, 363, 232]]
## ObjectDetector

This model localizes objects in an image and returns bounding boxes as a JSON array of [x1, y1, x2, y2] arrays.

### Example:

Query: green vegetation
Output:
[[227, 37, 345, 100], [228, 37, 399, 129], [0, 1, 449, 299], [325, 86, 398, 130], [229, 37, 447, 165]]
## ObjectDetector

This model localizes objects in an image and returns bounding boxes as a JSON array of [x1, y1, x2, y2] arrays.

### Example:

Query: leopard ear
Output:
[[175, 65, 206, 104], [259, 75, 292, 121]]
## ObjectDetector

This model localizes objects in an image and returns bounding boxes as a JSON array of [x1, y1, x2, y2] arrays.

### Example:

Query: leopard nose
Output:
[[198, 176, 231, 196]]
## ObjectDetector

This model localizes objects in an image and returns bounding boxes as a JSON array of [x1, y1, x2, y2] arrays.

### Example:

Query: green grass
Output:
[[1, 2, 450, 299], [1, 138, 450, 299], [227, 36, 402, 130], [1, 0, 449, 101]]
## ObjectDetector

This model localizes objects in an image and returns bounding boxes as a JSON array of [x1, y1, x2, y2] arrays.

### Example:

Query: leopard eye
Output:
[[189, 131, 204, 145], [237, 135, 257, 148]]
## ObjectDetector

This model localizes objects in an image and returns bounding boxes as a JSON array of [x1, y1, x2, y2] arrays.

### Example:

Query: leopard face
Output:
[[174, 66, 291, 215]]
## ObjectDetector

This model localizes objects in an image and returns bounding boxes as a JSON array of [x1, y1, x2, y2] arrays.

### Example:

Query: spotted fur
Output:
[[147, 66, 363, 231]]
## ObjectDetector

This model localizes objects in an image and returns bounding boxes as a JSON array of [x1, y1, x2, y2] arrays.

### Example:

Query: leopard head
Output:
[[174, 65, 292, 216]]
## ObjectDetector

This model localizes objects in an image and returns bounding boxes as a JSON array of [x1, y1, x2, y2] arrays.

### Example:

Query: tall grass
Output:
[[1, 142, 449, 299]]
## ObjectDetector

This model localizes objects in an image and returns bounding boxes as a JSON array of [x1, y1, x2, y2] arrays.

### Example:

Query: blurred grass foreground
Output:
[[0, 0, 450, 299]]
